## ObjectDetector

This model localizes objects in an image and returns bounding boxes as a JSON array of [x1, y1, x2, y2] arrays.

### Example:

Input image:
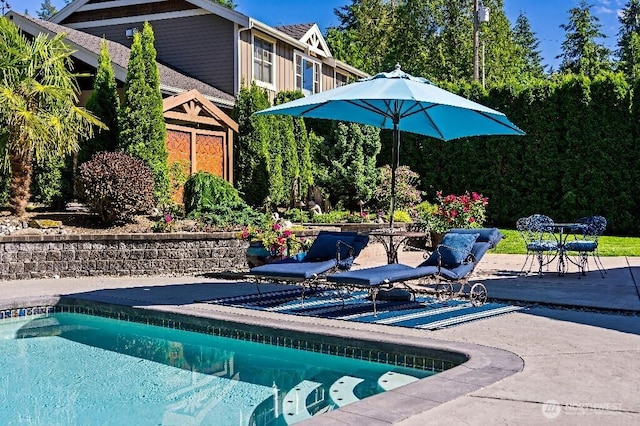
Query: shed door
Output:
[[195, 133, 224, 176]]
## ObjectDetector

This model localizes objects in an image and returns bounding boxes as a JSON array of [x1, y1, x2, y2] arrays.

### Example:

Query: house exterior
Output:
[[6, 1, 367, 195], [49, 0, 368, 100], [8, 11, 238, 191]]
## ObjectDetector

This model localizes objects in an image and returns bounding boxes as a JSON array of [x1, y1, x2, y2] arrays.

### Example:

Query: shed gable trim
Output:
[[163, 90, 239, 132]]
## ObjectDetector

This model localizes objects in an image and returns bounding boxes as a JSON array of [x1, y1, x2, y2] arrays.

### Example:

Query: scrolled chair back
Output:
[[528, 214, 555, 232], [576, 215, 607, 238]]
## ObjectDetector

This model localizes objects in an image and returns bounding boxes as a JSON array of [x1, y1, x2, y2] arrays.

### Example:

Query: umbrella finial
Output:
[[395, 63, 401, 71]]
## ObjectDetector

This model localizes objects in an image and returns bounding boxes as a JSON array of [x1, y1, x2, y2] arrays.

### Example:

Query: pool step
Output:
[[377, 371, 419, 391], [282, 380, 322, 424], [329, 375, 364, 407]]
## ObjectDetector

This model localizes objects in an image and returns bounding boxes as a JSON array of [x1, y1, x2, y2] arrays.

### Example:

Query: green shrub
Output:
[[310, 210, 349, 223], [77, 151, 156, 224], [183, 171, 263, 227], [283, 208, 310, 224], [372, 165, 423, 211], [196, 202, 265, 229], [391, 210, 412, 223], [183, 172, 242, 216]]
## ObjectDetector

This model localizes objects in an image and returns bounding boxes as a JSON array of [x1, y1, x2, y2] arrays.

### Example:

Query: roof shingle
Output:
[[275, 23, 315, 41], [12, 12, 235, 106]]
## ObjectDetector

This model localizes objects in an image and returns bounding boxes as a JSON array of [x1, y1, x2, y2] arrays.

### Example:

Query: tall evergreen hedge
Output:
[[397, 73, 640, 235]]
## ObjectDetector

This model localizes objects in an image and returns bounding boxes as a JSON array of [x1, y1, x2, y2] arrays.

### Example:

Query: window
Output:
[[335, 72, 348, 87], [253, 36, 274, 85], [295, 54, 320, 95]]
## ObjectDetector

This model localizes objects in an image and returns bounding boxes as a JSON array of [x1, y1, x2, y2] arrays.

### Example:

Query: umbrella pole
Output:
[[389, 120, 400, 233]]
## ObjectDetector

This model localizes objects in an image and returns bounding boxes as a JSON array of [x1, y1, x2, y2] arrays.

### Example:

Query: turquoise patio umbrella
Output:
[[255, 64, 525, 230]]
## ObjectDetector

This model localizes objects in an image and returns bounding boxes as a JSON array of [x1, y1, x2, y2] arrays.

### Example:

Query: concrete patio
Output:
[[1, 245, 639, 425]]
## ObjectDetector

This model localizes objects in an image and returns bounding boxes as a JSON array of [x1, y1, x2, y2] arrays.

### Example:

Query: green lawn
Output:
[[491, 229, 640, 257]]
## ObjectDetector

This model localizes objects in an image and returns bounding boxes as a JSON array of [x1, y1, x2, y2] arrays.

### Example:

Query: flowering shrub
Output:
[[237, 221, 306, 256], [428, 191, 489, 232], [152, 212, 174, 233]]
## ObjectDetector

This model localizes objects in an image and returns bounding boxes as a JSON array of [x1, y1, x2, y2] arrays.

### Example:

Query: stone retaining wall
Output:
[[0, 233, 247, 281]]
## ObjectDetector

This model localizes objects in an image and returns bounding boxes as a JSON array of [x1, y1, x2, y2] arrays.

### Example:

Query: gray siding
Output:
[[81, 14, 236, 95]]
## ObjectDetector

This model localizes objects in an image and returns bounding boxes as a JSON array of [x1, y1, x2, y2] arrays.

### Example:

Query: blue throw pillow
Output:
[[450, 228, 503, 248], [306, 234, 356, 261], [429, 232, 479, 267]]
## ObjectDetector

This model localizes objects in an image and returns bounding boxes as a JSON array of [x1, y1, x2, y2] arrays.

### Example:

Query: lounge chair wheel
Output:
[[469, 283, 487, 306], [435, 283, 453, 301]]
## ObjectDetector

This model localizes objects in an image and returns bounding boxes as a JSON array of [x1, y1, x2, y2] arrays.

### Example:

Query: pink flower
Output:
[[272, 223, 281, 231]]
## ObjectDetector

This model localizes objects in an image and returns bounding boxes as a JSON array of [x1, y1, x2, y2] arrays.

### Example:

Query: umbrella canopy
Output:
[[255, 64, 525, 229]]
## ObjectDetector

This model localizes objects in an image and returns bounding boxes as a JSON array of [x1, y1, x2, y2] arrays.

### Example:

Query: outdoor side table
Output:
[[367, 230, 430, 264]]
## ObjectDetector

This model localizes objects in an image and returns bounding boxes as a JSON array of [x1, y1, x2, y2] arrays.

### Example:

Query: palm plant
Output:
[[0, 17, 104, 217]]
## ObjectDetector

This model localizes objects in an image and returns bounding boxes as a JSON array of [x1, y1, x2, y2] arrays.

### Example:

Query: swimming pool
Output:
[[0, 306, 458, 425]]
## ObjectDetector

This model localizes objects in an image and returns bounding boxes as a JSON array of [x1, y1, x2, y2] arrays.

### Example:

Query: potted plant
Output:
[[237, 221, 310, 267], [416, 191, 489, 246]]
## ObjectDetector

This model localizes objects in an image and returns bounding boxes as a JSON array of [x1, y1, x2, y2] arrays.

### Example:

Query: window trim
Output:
[[335, 71, 349, 88], [294, 52, 321, 96], [252, 34, 276, 91]]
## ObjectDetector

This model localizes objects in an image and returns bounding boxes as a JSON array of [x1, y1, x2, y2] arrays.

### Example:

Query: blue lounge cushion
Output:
[[449, 228, 503, 248], [305, 234, 356, 262], [327, 240, 491, 294], [350, 234, 370, 258], [424, 232, 479, 267], [249, 258, 337, 279], [328, 264, 417, 286]]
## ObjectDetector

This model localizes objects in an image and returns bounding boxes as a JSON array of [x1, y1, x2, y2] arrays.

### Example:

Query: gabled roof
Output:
[[7, 11, 236, 107], [276, 23, 315, 40], [275, 22, 332, 58], [51, 0, 250, 27]]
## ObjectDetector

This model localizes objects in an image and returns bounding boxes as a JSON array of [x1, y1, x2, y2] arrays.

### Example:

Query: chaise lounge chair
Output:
[[325, 228, 502, 316], [247, 230, 369, 299]]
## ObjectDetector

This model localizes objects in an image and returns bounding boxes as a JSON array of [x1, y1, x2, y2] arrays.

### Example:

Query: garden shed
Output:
[[162, 90, 239, 201]]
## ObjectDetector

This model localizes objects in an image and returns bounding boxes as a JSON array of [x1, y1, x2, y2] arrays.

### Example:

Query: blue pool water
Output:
[[0, 312, 435, 425]]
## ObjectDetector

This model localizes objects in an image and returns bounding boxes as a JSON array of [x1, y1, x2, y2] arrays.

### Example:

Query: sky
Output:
[[12, 0, 626, 70]]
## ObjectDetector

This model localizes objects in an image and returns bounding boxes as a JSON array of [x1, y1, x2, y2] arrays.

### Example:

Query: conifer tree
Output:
[[118, 22, 169, 203], [80, 40, 119, 164], [558, 0, 611, 77], [616, 0, 640, 80], [232, 82, 271, 206], [37, 0, 56, 19], [513, 12, 546, 78]]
